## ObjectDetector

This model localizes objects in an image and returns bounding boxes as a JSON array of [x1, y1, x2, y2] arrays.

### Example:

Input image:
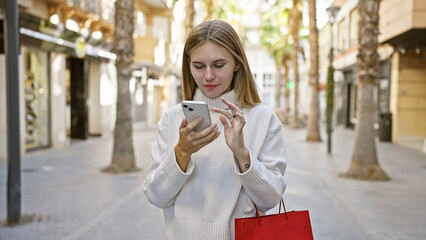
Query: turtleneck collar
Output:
[[193, 87, 237, 110]]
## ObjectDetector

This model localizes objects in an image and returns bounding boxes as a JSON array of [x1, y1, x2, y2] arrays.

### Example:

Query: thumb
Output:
[[180, 118, 188, 129]]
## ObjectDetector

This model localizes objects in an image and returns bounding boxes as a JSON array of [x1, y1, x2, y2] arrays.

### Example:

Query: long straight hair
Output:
[[181, 20, 261, 107]]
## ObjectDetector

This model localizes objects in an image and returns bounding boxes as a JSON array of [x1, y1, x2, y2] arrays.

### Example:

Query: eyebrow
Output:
[[191, 59, 228, 64]]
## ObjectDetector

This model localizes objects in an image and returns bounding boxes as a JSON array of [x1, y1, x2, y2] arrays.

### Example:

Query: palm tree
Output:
[[306, 0, 321, 141], [289, 0, 302, 129], [204, 0, 214, 20], [282, 53, 291, 122], [260, 0, 293, 123], [340, 0, 389, 180], [185, 0, 195, 37], [103, 0, 139, 173]]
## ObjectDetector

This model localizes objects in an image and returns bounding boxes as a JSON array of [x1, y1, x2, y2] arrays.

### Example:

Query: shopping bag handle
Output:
[[253, 199, 288, 226]]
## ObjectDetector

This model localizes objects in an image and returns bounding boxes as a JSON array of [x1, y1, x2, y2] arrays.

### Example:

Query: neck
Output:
[[193, 88, 237, 110]]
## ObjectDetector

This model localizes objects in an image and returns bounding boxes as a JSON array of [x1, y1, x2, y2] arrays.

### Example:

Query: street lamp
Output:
[[326, 6, 340, 65], [325, 6, 340, 154]]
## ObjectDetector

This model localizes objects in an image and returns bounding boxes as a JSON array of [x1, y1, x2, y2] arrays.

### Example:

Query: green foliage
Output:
[[203, 0, 244, 23], [199, 0, 245, 40], [259, 0, 308, 66], [259, 0, 293, 66]]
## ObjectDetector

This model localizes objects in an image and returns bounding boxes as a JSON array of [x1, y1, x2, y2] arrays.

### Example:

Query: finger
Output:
[[213, 107, 234, 119], [221, 97, 242, 114], [196, 125, 220, 145], [235, 111, 245, 123], [219, 115, 231, 129], [180, 118, 187, 129], [194, 123, 217, 139], [186, 117, 203, 132], [198, 126, 219, 144]]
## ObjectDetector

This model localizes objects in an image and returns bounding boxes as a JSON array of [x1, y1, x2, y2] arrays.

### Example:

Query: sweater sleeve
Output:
[[236, 114, 287, 212], [143, 111, 194, 208]]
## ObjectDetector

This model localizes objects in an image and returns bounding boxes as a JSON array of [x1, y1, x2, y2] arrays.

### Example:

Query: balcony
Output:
[[379, 0, 426, 48]]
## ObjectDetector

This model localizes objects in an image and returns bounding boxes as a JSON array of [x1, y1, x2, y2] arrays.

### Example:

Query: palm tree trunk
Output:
[[275, 62, 283, 121], [341, 0, 389, 180], [204, 0, 214, 20], [103, 0, 139, 173], [185, 0, 195, 37], [283, 60, 290, 124], [306, 0, 321, 141], [290, 0, 301, 128]]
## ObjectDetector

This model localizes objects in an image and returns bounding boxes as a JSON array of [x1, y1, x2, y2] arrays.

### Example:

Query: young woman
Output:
[[144, 19, 287, 240]]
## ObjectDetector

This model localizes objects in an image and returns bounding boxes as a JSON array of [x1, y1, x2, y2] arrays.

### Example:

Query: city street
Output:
[[1, 125, 425, 240]]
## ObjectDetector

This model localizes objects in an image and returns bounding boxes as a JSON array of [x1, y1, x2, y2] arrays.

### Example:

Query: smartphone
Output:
[[181, 100, 212, 132]]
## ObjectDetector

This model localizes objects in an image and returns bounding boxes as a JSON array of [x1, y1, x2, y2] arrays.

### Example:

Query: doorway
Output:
[[68, 57, 89, 139]]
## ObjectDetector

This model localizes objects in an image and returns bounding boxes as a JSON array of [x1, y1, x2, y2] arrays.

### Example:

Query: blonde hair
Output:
[[181, 20, 261, 107]]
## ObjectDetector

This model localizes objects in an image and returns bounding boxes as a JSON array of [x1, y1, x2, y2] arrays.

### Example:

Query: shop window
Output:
[[24, 47, 50, 150]]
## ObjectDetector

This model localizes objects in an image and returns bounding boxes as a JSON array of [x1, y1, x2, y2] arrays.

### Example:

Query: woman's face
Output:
[[189, 41, 238, 98]]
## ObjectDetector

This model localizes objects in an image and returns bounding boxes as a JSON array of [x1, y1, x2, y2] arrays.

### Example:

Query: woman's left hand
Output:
[[213, 97, 250, 171]]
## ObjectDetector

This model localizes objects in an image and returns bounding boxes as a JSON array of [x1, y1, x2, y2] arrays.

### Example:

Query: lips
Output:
[[204, 84, 218, 90]]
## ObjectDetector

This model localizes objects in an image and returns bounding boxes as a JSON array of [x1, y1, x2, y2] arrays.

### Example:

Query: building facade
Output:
[[324, 0, 392, 131], [1, 0, 118, 160], [131, 0, 181, 128], [1, 0, 180, 161], [323, 0, 426, 146], [379, 0, 426, 143]]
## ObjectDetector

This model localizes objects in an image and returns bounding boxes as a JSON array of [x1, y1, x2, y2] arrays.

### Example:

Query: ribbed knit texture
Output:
[[144, 87, 287, 240], [193, 88, 237, 110]]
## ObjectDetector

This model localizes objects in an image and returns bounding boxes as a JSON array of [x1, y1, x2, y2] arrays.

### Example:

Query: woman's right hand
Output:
[[174, 118, 220, 172]]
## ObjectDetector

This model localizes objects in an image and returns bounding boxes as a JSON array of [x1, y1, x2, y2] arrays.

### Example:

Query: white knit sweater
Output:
[[144, 89, 287, 240]]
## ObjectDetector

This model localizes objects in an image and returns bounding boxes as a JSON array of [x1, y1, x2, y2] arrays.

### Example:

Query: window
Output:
[[263, 73, 274, 88], [337, 19, 345, 52], [349, 7, 359, 48], [134, 11, 147, 37], [153, 16, 169, 41], [101, 0, 115, 23], [23, 47, 50, 150]]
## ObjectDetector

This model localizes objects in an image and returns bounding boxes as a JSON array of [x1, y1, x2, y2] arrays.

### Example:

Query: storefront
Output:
[[335, 60, 391, 132], [1, 11, 116, 154]]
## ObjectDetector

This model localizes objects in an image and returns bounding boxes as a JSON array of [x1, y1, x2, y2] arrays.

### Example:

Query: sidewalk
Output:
[[0, 126, 425, 240], [282, 126, 426, 240]]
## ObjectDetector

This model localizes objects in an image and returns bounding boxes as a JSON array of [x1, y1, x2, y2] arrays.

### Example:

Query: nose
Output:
[[205, 67, 215, 81]]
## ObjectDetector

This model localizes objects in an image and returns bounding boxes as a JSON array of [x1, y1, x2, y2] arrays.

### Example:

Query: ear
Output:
[[234, 63, 241, 72]]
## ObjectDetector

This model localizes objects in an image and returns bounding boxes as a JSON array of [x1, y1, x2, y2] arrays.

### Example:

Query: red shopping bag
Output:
[[235, 200, 314, 240]]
